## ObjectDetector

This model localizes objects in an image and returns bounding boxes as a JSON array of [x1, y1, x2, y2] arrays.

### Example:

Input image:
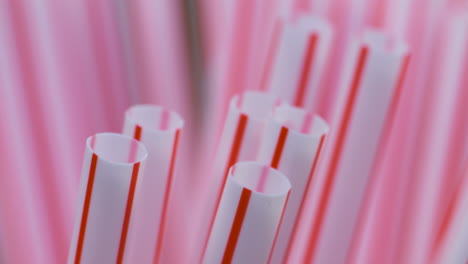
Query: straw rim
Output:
[[230, 91, 280, 121], [359, 29, 409, 55], [86, 132, 148, 165], [272, 103, 329, 138], [228, 161, 291, 197], [125, 104, 184, 134]]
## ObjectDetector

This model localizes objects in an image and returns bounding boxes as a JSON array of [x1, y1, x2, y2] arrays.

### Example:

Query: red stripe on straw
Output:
[[283, 135, 326, 262], [267, 191, 291, 264], [388, 55, 411, 127], [346, 53, 411, 262], [116, 162, 141, 264], [294, 34, 319, 107], [256, 165, 270, 193], [160, 109, 170, 130], [301, 113, 314, 134], [153, 129, 181, 264], [128, 125, 142, 163], [271, 126, 289, 169], [133, 125, 142, 141], [222, 188, 252, 263], [305, 46, 369, 262], [260, 21, 283, 91], [223, 114, 248, 199], [202, 114, 248, 261], [74, 153, 98, 264]]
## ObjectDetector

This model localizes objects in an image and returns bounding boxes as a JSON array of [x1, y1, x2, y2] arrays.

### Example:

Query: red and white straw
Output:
[[68, 133, 148, 264], [121, 105, 183, 264], [266, 15, 332, 109], [197, 91, 280, 261], [304, 30, 410, 264], [256, 104, 328, 264], [203, 162, 291, 264]]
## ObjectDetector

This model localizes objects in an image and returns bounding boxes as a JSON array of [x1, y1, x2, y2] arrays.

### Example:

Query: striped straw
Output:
[[68, 133, 148, 264], [256, 103, 328, 264], [305, 30, 409, 264], [197, 91, 280, 262], [122, 105, 183, 264], [267, 15, 332, 109], [203, 162, 291, 264]]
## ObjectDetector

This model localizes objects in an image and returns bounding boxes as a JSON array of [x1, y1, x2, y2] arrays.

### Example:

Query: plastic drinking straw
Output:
[[121, 105, 183, 264], [196, 91, 280, 261], [378, 1, 450, 262], [432, 165, 468, 263], [392, 12, 468, 264], [267, 15, 332, 109], [208, 0, 280, 158], [122, 4, 198, 262], [255, 104, 328, 264], [346, 43, 411, 264], [347, 1, 447, 262], [6, 2, 85, 261], [312, 0, 369, 120], [68, 133, 148, 264], [203, 162, 291, 264], [0, 11, 54, 262], [304, 30, 409, 264]]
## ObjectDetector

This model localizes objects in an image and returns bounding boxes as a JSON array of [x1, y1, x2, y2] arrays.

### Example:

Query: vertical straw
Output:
[[7, 2, 85, 261], [396, 11, 468, 264], [197, 91, 279, 261], [0, 6, 53, 263], [304, 31, 409, 264], [350, 1, 446, 262], [68, 133, 147, 264], [203, 162, 291, 264], [267, 15, 332, 109], [346, 45, 411, 264], [122, 105, 183, 264], [255, 104, 328, 264]]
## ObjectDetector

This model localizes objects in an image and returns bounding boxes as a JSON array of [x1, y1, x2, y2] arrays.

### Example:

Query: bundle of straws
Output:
[[0, 0, 467, 263]]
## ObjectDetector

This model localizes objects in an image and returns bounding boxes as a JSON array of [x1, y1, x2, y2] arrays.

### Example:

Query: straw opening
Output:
[[232, 91, 278, 120], [229, 162, 291, 196], [273, 104, 329, 136], [86, 133, 147, 164], [126, 105, 184, 132]]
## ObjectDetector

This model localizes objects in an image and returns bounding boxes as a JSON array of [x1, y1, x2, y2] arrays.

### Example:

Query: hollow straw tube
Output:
[[346, 3, 447, 263], [121, 105, 183, 264], [346, 40, 412, 264], [304, 30, 409, 264], [203, 162, 291, 264], [395, 12, 468, 264], [267, 15, 332, 109], [0, 9, 55, 263], [256, 104, 328, 264], [196, 91, 280, 261], [68, 133, 148, 264]]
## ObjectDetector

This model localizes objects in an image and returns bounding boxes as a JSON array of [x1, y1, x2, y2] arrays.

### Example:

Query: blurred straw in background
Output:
[[0, 0, 467, 263]]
